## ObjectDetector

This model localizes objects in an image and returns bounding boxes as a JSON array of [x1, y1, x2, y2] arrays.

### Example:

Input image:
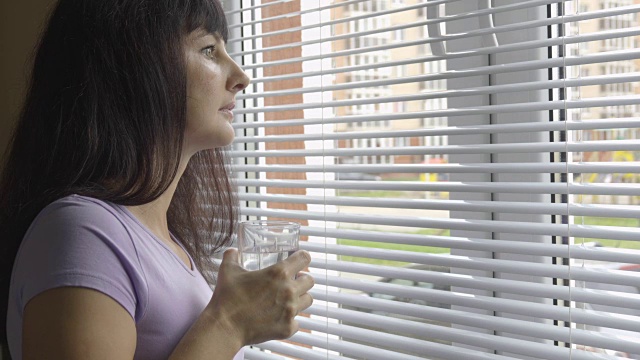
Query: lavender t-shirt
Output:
[[7, 195, 243, 360]]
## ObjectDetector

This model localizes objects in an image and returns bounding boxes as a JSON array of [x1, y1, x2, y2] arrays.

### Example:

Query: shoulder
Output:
[[12, 194, 148, 320], [23, 194, 142, 250], [19, 194, 138, 267], [33, 194, 129, 235]]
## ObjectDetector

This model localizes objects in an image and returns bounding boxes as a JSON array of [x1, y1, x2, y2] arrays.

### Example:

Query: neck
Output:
[[125, 155, 190, 240]]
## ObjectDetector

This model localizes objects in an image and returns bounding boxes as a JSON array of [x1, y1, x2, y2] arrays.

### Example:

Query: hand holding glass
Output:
[[237, 220, 300, 271]]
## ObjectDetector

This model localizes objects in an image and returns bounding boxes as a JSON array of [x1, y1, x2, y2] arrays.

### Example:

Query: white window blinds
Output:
[[225, 0, 640, 359]]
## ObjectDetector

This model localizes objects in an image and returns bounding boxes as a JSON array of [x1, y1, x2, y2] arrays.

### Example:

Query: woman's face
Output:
[[183, 29, 250, 154]]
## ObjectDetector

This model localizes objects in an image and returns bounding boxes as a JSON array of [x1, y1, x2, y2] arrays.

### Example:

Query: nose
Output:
[[227, 60, 250, 94]]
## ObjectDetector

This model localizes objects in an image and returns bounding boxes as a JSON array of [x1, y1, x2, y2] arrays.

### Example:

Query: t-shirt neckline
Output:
[[113, 203, 197, 276]]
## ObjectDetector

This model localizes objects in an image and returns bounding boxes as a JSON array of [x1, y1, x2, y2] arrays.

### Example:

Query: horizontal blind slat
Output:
[[244, 347, 287, 360], [225, 0, 295, 16], [238, 193, 640, 218], [296, 317, 443, 358], [299, 227, 640, 263], [303, 303, 640, 355], [251, 340, 343, 360], [235, 162, 640, 174], [249, 45, 639, 86], [236, 178, 640, 196], [230, 2, 639, 45], [308, 260, 640, 311], [236, 179, 640, 196], [302, 243, 640, 287], [228, 0, 453, 45], [231, 139, 640, 157], [229, 0, 566, 45], [240, 207, 640, 240], [238, 25, 637, 71], [228, 0, 452, 32], [295, 317, 604, 360], [234, 117, 640, 140], [240, 6, 640, 83], [238, 72, 640, 113], [280, 331, 426, 360], [295, 318, 523, 360], [234, 96, 639, 128], [309, 278, 640, 333], [237, 45, 640, 100], [230, 0, 576, 48]]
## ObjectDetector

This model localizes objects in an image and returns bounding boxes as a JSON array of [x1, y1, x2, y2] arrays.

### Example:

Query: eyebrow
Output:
[[193, 30, 224, 44], [213, 33, 226, 45]]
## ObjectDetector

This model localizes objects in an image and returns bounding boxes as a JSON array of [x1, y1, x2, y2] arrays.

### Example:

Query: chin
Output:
[[210, 137, 236, 150], [186, 137, 235, 155], [216, 133, 236, 148]]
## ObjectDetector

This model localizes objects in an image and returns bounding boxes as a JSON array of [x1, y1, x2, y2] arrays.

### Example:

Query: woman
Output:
[[0, 0, 314, 358]]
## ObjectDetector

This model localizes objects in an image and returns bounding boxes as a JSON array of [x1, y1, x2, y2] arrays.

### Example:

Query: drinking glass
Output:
[[237, 220, 300, 271]]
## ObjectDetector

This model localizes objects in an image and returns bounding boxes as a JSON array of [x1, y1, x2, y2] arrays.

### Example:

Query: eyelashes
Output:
[[201, 45, 216, 58]]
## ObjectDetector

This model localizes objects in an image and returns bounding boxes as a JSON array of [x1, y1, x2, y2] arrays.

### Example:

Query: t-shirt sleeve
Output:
[[13, 197, 146, 321]]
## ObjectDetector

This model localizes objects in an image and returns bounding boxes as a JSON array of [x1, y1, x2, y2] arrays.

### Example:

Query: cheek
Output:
[[187, 76, 219, 121], [187, 61, 221, 98], [198, 64, 222, 93]]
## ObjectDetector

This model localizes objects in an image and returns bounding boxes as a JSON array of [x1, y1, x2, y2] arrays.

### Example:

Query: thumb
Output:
[[222, 248, 240, 265]]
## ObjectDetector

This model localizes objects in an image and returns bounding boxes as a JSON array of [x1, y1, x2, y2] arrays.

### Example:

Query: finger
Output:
[[297, 293, 314, 313], [279, 250, 311, 277], [284, 320, 300, 339], [293, 273, 315, 294]]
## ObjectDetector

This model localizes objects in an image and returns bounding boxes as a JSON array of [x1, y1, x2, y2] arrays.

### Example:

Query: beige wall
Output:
[[0, 0, 55, 169], [0, 3, 52, 353]]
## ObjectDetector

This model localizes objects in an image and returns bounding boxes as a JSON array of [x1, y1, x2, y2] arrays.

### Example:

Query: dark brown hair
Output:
[[0, 0, 236, 354]]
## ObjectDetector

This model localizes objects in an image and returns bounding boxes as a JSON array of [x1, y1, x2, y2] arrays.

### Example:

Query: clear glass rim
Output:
[[240, 220, 300, 230]]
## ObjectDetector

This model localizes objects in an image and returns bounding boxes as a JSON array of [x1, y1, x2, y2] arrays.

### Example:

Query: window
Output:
[[225, 1, 640, 358], [394, 29, 404, 42]]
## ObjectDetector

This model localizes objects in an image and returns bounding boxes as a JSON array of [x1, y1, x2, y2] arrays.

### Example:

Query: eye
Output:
[[202, 45, 216, 58]]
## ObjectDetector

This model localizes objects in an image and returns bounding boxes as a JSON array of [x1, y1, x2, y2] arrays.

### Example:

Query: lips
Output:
[[219, 102, 235, 120], [219, 102, 235, 111]]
